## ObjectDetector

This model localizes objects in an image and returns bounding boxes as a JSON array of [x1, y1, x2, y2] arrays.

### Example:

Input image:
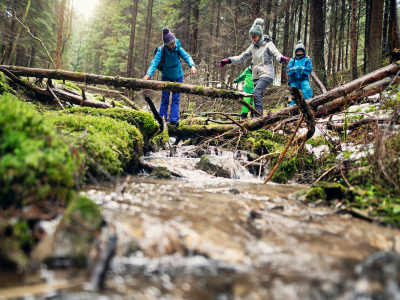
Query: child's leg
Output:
[[300, 80, 313, 100], [253, 79, 272, 115], [288, 82, 298, 106], [241, 96, 251, 118], [170, 76, 184, 123]]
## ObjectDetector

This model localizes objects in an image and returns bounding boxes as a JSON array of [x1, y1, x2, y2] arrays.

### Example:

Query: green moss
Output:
[[51, 107, 159, 139], [104, 76, 111, 80], [151, 166, 172, 179], [218, 89, 229, 96], [0, 94, 78, 209], [194, 85, 204, 94], [305, 187, 327, 202], [151, 127, 169, 149], [46, 112, 143, 177], [0, 72, 12, 94], [270, 157, 299, 184], [64, 195, 102, 230]]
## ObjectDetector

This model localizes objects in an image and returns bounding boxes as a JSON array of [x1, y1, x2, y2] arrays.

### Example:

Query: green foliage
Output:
[[52, 107, 159, 139], [46, 111, 143, 177], [0, 94, 77, 209], [0, 72, 12, 94]]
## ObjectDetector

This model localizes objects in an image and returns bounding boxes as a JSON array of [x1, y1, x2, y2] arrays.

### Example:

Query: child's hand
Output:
[[143, 75, 151, 80], [290, 66, 299, 72], [191, 66, 197, 74], [300, 66, 305, 73], [279, 56, 289, 63], [218, 58, 232, 68]]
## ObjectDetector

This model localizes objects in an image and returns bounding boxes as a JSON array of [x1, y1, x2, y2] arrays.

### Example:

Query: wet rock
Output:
[[312, 181, 346, 200], [247, 152, 259, 162], [196, 155, 250, 179], [31, 196, 103, 267], [151, 166, 172, 179]]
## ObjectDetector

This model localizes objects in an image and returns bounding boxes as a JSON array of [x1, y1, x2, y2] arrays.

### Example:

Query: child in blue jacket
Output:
[[143, 28, 196, 126], [286, 41, 313, 106]]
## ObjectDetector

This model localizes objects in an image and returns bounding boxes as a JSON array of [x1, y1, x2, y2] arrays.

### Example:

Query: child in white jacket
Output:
[[219, 18, 288, 116]]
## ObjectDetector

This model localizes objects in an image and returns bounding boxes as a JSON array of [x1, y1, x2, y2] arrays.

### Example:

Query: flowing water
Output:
[[2, 146, 400, 300]]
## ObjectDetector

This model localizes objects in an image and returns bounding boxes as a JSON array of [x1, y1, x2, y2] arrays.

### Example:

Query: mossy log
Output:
[[0, 68, 112, 109], [326, 118, 394, 132], [0, 65, 253, 100], [168, 123, 236, 141], [314, 76, 400, 118]]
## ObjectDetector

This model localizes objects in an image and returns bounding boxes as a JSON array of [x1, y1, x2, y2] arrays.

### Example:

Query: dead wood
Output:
[[143, 92, 164, 133], [0, 65, 253, 100], [311, 71, 328, 93], [0, 68, 112, 109], [326, 118, 394, 132]]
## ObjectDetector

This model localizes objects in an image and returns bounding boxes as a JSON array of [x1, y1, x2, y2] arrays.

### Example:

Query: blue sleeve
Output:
[[287, 59, 295, 75], [302, 58, 313, 75], [146, 48, 162, 78], [178, 47, 195, 67]]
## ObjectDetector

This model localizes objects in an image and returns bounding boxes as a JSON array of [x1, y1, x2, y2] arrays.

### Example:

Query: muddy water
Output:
[[2, 148, 400, 299]]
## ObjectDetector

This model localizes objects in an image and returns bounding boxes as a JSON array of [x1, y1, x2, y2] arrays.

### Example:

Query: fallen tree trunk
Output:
[[76, 84, 124, 96], [327, 118, 393, 132], [168, 123, 236, 141], [0, 68, 112, 109], [314, 76, 400, 118], [0, 65, 253, 100]]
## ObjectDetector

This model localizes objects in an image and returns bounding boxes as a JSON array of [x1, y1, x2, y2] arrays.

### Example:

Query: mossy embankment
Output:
[[0, 78, 160, 269]]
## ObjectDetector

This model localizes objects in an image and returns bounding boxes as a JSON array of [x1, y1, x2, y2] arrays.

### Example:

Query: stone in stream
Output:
[[196, 155, 251, 179], [151, 166, 172, 179], [293, 181, 346, 202]]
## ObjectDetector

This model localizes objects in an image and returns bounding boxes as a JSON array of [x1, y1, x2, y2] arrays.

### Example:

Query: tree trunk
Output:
[[0, 66, 255, 101], [281, 7, 290, 85], [297, 0, 304, 41], [389, 0, 400, 50], [252, 0, 261, 22], [327, 0, 334, 74], [345, 7, 350, 69], [338, 0, 345, 71], [55, 0, 66, 69], [351, 0, 358, 80], [186, 0, 192, 50], [272, 0, 279, 42], [7, 0, 31, 65], [215, 0, 222, 79], [332, 0, 337, 80], [192, 0, 200, 63], [364, 0, 372, 74], [310, 0, 328, 88], [127, 0, 139, 77], [304, 0, 310, 48], [141, 0, 154, 76], [382, 0, 389, 55], [265, 0, 273, 34], [368, 0, 384, 72]]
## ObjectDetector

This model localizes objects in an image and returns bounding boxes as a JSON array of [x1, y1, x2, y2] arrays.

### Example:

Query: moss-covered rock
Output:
[[46, 112, 143, 177], [0, 93, 78, 209], [312, 181, 346, 200], [51, 107, 159, 140], [151, 166, 172, 179]]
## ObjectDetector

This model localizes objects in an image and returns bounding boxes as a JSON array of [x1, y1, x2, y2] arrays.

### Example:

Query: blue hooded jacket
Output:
[[146, 39, 195, 81], [286, 56, 313, 83]]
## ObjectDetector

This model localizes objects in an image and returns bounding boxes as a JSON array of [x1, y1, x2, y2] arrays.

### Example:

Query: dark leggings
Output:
[[253, 78, 273, 115]]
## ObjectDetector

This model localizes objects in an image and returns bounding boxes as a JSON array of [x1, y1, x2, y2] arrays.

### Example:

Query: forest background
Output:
[[0, 0, 396, 105]]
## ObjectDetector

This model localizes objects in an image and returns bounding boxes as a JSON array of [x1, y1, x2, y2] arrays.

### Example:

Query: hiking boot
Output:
[[241, 113, 248, 119], [170, 121, 179, 126]]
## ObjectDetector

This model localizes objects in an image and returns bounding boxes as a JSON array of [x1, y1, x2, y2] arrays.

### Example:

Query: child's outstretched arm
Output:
[[143, 48, 162, 80], [229, 45, 253, 65], [179, 47, 196, 74], [235, 69, 247, 83], [267, 42, 288, 63]]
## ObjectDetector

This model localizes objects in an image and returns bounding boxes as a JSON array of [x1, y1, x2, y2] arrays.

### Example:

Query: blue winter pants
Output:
[[289, 80, 313, 106], [160, 75, 183, 122]]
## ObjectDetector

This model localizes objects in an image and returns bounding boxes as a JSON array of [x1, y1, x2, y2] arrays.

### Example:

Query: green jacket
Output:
[[235, 66, 254, 92]]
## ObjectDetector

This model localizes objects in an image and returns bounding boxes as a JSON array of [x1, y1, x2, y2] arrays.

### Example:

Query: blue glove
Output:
[[291, 66, 299, 72]]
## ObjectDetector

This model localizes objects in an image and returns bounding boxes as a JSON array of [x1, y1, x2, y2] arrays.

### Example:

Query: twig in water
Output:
[[263, 114, 304, 184], [244, 151, 282, 167], [213, 112, 247, 134]]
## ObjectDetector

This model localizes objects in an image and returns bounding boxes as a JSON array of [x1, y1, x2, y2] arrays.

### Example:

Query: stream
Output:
[[1, 145, 400, 299]]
